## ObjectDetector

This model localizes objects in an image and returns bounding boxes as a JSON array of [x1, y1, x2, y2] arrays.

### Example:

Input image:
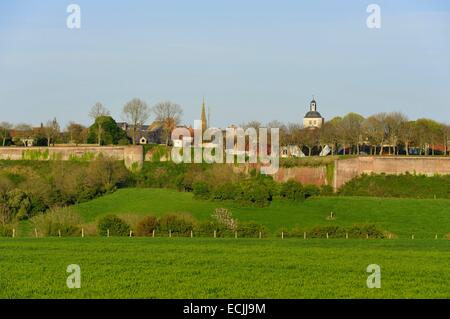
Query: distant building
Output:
[[117, 121, 164, 145], [303, 98, 324, 129]]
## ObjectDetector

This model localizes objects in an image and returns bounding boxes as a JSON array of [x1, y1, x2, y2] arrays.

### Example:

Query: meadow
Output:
[[0, 238, 448, 298], [3, 179, 449, 299], [71, 188, 450, 239]]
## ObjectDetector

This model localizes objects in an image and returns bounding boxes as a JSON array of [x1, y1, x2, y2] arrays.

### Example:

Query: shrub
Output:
[[157, 213, 196, 236], [308, 225, 344, 238], [97, 214, 130, 236], [30, 207, 81, 237], [211, 208, 237, 231], [320, 185, 334, 195], [211, 183, 240, 201], [0, 224, 14, 237], [303, 185, 321, 199], [136, 216, 158, 236], [236, 221, 269, 238], [279, 180, 304, 201], [238, 178, 273, 207], [194, 220, 231, 237], [285, 224, 386, 239], [347, 224, 385, 239], [5, 189, 32, 220], [193, 181, 210, 199]]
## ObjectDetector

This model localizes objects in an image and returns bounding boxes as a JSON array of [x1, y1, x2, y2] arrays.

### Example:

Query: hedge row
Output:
[[278, 224, 387, 239]]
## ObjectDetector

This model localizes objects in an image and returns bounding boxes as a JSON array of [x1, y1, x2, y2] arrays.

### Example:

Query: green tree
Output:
[[87, 116, 129, 145], [89, 102, 110, 146], [0, 122, 13, 146]]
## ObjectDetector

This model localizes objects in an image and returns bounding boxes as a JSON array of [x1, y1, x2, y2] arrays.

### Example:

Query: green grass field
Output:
[[0, 238, 448, 298], [4, 188, 449, 299], [72, 188, 450, 239]]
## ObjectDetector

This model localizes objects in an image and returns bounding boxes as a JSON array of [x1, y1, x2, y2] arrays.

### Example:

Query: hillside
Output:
[[73, 188, 450, 238]]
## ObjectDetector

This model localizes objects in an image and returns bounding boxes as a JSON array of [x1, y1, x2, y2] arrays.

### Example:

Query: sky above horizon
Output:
[[1, 0, 450, 128]]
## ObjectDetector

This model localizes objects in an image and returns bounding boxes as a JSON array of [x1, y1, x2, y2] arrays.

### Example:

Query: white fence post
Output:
[[12, 228, 15, 238], [107, 229, 110, 237], [34, 228, 38, 238], [81, 228, 84, 238]]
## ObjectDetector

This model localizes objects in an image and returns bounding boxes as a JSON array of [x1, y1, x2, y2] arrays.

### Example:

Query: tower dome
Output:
[[303, 97, 324, 128]]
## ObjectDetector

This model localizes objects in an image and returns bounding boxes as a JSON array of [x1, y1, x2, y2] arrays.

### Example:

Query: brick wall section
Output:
[[0, 146, 143, 171], [334, 156, 450, 190], [273, 166, 328, 186]]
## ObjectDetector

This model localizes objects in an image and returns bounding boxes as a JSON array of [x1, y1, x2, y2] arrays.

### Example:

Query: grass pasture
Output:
[[72, 188, 450, 239], [3, 188, 449, 299], [0, 238, 448, 298]]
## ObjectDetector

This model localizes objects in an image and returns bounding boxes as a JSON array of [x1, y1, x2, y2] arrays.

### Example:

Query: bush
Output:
[[236, 221, 269, 238], [347, 224, 385, 239], [97, 214, 130, 236], [280, 180, 304, 201], [136, 216, 158, 236], [320, 185, 334, 195], [211, 208, 237, 231], [284, 224, 386, 239], [238, 177, 274, 207], [193, 181, 210, 199], [0, 224, 14, 237], [194, 220, 231, 237], [30, 207, 81, 237], [157, 213, 196, 236], [211, 183, 240, 201], [303, 185, 321, 199]]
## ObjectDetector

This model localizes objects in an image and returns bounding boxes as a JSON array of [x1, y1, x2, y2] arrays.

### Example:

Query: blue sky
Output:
[[0, 0, 449, 128]]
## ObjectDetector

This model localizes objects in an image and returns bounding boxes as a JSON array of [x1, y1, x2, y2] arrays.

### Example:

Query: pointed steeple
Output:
[[201, 97, 207, 132]]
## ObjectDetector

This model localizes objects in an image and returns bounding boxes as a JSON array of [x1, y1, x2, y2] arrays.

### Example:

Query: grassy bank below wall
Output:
[[338, 173, 450, 199]]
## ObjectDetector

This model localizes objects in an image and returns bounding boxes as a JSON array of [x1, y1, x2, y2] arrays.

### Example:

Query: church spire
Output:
[[201, 97, 207, 132]]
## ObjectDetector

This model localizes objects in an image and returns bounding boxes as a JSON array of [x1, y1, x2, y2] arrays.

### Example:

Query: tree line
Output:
[[244, 112, 450, 156], [0, 98, 183, 147], [1, 106, 449, 156]]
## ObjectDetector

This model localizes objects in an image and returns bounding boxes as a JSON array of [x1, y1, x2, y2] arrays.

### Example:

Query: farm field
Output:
[[71, 188, 450, 239], [0, 238, 448, 298]]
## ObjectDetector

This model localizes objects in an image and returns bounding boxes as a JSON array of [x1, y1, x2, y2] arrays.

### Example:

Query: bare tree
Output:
[[363, 113, 388, 155], [66, 122, 86, 145], [241, 121, 262, 130], [443, 124, 450, 156], [341, 113, 365, 154], [89, 102, 110, 145], [0, 122, 13, 146], [43, 118, 60, 146], [14, 123, 33, 146], [151, 101, 183, 145], [398, 120, 416, 156], [122, 98, 150, 145]]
